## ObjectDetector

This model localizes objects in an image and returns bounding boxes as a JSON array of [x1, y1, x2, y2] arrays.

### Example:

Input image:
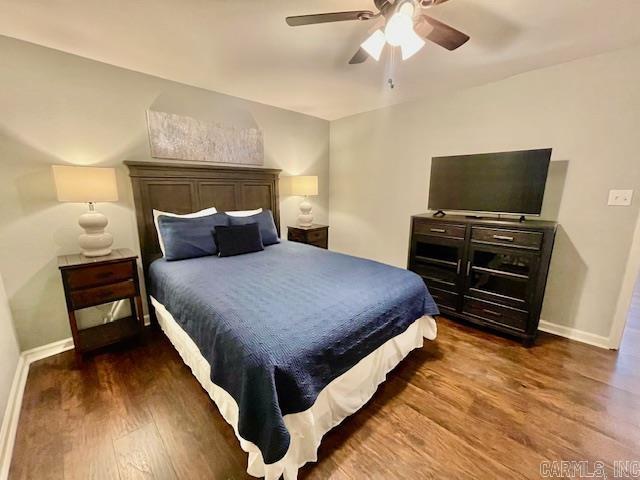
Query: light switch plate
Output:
[[608, 189, 634, 206]]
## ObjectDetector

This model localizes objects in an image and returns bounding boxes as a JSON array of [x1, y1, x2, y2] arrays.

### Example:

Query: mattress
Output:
[[152, 296, 436, 479]]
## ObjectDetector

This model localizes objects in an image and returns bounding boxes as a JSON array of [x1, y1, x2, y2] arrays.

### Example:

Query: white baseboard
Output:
[[22, 337, 75, 364], [539, 320, 611, 349], [0, 337, 74, 480], [0, 356, 26, 480]]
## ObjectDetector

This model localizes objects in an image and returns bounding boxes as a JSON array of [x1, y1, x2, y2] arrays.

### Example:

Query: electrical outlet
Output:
[[608, 189, 634, 206]]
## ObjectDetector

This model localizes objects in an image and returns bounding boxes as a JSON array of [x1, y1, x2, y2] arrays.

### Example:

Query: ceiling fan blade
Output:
[[349, 48, 370, 65], [415, 15, 470, 51], [418, 0, 452, 7], [286, 11, 374, 27]]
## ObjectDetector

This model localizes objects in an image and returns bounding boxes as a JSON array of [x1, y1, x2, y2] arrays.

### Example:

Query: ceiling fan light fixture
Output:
[[384, 2, 415, 47], [400, 31, 426, 60], [361, 29, 386, 61]]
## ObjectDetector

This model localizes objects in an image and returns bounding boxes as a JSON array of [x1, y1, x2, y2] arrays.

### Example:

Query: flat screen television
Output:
[[428, 149, 552, 216]]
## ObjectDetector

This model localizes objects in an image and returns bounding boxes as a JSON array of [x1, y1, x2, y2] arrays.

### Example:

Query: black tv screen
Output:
[[428, 149, 552, 215]]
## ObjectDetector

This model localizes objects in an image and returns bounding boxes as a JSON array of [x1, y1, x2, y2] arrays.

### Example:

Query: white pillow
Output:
[[226, 208, 263, 217], [153, 206, 218, 256]]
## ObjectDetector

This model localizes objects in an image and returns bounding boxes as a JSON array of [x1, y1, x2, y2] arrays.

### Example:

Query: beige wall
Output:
[[330, 45, 640, 339], [0, 36, 330, 350], [0, 273, 20, 425]]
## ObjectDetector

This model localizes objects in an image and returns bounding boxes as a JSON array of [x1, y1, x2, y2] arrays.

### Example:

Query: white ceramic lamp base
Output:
[[297, 197, 314, 227], [78, 204, 113, 257]]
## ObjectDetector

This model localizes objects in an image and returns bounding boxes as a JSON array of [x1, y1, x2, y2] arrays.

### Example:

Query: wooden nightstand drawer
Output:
[[65, 261, 134, 290], [308, 239, 328, 249], [288, 230, 305, 242], [307, 229, 326, 243], [70, 279, 137, 309]]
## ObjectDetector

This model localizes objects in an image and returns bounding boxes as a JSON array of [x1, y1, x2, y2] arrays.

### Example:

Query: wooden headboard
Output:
[[125, 161, 281, 271]]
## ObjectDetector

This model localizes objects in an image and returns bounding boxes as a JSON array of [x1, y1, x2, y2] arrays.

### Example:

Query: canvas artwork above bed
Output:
[[146, 110, 264, 165]]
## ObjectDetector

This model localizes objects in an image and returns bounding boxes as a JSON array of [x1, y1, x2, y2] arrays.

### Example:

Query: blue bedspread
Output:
[[149, 241, 438, 464]]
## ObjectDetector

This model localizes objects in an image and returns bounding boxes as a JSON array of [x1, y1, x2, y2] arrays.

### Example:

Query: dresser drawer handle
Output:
[[482, 308, 503, 317], [431, 294, 440, 300], [493, 235, 514, 242], [430, 228, 446, 233]]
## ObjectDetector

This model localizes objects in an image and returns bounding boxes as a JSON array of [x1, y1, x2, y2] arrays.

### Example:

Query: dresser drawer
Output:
[[471, 227, 542, 250], [306, 229, 327, 243], [65, 261, 134, 290], [463, 296, 528, 332], [414, 219, 466, 240], [70, 280, 137, 309], [429, 287, 458, 312]]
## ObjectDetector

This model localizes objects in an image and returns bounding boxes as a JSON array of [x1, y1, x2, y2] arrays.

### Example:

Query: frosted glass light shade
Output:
[[361, 29, 386, 61], [52, 165, 118, 203], [400, 31, 426, 60], [385, 3, 415, 47], [290, 176, 318, 196]]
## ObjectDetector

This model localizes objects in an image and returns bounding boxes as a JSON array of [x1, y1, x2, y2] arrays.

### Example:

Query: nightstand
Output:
[[287, 224, 329, 249], [58, 248, 144, 365]]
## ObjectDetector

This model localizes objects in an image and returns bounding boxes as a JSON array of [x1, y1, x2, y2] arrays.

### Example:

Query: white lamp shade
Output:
[[52, 165, 118, 203], [290, 176, 318, 196]]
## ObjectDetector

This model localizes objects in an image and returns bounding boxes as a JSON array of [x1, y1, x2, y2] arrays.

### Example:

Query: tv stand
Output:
[[432, 210, 446, 218], [408, 213, 557, 346]]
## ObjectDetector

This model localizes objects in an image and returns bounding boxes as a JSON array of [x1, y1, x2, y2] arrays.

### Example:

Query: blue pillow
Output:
[[157, 213, 229, 261], [228, 209, 279, 246], [214, 223, 264, 257]]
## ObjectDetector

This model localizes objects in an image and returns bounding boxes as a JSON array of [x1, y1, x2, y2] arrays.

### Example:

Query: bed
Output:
[[126, 161, 439, 479]]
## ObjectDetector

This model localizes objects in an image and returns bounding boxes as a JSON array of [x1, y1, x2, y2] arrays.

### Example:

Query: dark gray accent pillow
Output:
[[157, 212, 229, 261], [214, 223, 264, 257], [228, 209, 279, 246]]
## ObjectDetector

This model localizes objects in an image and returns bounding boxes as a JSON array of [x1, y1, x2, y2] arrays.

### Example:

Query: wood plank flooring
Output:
[[9, 317, 640, 479]]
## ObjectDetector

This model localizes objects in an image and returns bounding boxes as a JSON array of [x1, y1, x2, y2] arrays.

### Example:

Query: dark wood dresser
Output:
[[58, 248, 144, 365], [408, 214, 557, 346], [287, 224, 329, 249]]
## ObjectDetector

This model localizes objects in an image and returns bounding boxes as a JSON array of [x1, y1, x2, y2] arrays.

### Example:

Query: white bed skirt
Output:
[[151, 297, 437, 480]]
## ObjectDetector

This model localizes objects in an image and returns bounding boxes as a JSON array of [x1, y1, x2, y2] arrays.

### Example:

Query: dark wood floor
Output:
[[9, 317, 640, 479]]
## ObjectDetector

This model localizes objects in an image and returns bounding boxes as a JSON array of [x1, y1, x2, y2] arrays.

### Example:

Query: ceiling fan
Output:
[[286, 0, 469, 64]]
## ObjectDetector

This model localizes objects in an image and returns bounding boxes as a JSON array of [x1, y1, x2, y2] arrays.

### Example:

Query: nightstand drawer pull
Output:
[[483, 308, 503, 317], [430, 228, 446, 233], [493, 235, 514, 242]]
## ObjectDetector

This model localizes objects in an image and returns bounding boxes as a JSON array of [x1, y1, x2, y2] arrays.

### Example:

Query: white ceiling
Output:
[[2, 0, 640, 120]]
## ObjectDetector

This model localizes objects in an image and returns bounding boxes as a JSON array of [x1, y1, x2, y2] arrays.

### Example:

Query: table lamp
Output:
[[290, 176, 318, 227], [52, 165, 119, 257]]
